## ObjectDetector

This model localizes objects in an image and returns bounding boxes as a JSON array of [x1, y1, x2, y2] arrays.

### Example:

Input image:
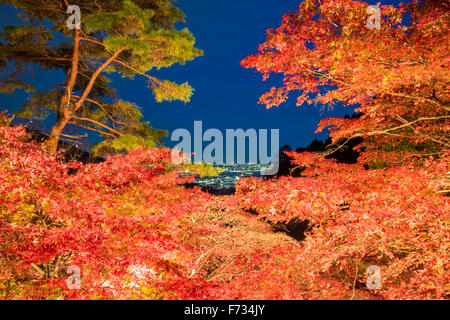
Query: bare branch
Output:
[[73, 48, 125, 113], [68, 121, 118, 138], [71, 116, 123, 137]]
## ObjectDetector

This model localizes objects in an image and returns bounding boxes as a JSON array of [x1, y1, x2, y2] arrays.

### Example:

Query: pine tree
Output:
[[0, 0, 203, 154]]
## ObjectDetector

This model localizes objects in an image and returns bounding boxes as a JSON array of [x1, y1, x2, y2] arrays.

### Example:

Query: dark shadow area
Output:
[[269, 218, 313, 242], [24, 127, 105, 165], [243, 208, 314, 242], [183, 182, 236, 196], [268, 113, 364, 179]]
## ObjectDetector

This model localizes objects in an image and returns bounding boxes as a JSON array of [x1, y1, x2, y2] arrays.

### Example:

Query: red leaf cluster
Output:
[[1, 124, 448, 299]]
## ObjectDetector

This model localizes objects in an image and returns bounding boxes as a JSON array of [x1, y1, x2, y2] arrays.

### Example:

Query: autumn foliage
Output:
[[0, 118, 296, 299], [242, 0, 449, 167], [1, 115, 448, 299], [234, 151, 449, 299], [1, 0, 449, 301]]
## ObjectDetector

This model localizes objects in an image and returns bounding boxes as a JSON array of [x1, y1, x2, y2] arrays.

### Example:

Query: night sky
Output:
[[0, 0, 403, 150]]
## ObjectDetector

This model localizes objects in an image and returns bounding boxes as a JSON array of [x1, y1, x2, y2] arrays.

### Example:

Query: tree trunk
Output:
[[44, 34, 122, 154], [45, 118, 69, 154], [44, 97, 71, 154], [44, 29, 80, 154]]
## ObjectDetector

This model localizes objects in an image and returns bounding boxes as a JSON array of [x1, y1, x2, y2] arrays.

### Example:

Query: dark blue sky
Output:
[[0, 0, 403, 150]]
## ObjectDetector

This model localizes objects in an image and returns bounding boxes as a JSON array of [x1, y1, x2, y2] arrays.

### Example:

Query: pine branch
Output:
[[67, 121, 118, 138], [73, 48, 125, 113], [71, 116, 123, 137]]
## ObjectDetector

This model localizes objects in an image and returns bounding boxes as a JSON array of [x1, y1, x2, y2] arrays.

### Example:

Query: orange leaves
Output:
[[1, 124, 449, 299], [242, 0, 450, 164], [0, 125, 217, 299], [230, 151, 449, 299]]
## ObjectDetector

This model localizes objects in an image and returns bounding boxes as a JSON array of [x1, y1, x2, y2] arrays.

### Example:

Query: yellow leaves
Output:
[[134, 284, 166, 300], [432, 257, 445, 276], [333, 48, 343, 61], [0, 195, 38, 225]]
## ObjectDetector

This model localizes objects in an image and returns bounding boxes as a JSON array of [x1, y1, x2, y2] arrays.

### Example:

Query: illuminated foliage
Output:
[[1, 122, 448, 300], [242, 0, 449, 166], [0, 0, 448, 301]]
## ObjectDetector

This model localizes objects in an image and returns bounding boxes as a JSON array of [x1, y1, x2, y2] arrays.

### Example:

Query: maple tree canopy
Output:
[[242, 0, 449, 167]]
